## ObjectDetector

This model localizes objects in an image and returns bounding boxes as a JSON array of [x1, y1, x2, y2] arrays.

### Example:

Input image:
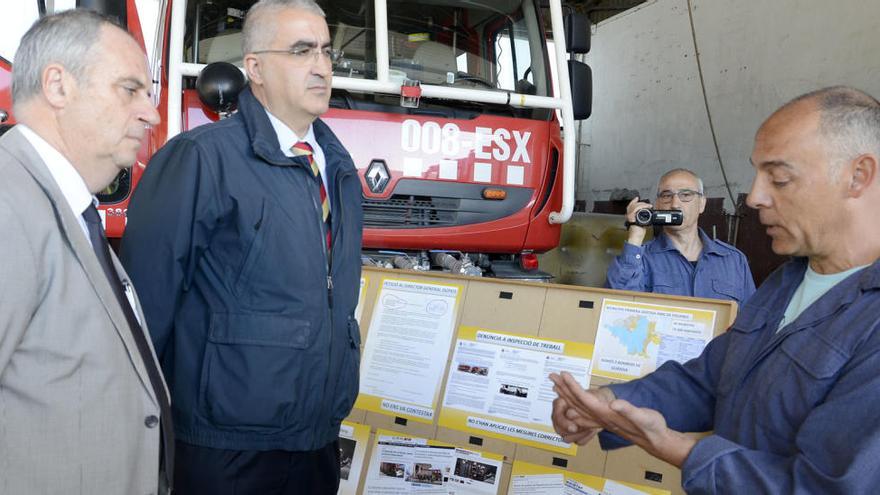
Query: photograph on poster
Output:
[[405, 463, 444, 485], [499, 384, 529, 398], [338, 421, 371, 495], [454, 458, 498, 484], [457, 363, 490, 376], [339, 437, 356, 481], [379, 462, 406, 478]]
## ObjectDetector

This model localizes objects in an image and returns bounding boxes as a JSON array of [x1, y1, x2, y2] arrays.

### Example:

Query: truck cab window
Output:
[[183, 0, 551, 119]]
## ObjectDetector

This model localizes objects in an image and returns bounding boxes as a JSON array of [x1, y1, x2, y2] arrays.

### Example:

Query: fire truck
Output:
[[0, 0, 590, 278]]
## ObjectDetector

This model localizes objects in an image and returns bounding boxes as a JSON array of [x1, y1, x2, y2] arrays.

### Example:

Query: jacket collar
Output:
[[781, 256, 880, 297], [735, 256, 880, 335], [239, 86, 350, 177], [239, 87, 292, 165]]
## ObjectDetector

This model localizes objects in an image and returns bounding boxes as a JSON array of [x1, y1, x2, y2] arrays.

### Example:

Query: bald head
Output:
[[657, 168, 703, 195], [764, 86, 880, 174], [748, 87, 880, 270]]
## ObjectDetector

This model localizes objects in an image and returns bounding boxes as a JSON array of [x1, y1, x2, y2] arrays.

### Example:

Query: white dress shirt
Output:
[[264, 109, 330, 202], [17, 124, 140, 321], [17, 124, 95, 242]]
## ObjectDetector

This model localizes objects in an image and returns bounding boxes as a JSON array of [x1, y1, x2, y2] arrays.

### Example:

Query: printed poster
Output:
[[338, 421, 371, 495], [363, 429, 504, 494], [356, 278, 463, 423], [507, 461, 670, 495], [591, 299, 716, 381], [438, 327, 593, 455]]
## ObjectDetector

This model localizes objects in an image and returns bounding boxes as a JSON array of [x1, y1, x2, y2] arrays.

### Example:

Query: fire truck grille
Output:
[[362, 195, 460, 228]]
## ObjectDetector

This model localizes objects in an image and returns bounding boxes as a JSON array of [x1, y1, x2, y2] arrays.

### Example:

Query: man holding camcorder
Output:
[[604, 168, 755, 304]]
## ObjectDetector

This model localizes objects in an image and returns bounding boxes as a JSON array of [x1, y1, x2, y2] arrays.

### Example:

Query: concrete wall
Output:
[[577, 0, 880, 209]]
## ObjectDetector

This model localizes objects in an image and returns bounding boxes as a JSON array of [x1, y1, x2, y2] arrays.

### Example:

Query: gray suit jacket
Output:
[[0, 127, 168, 494]]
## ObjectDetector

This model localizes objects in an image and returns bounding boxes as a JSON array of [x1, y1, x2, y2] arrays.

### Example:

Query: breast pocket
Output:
[[712, 279, 741, 302], [233, 199, 324, 311], [649, 268, 680, 295], [199, 312, 324, 431], [753, 333, 848, 439]]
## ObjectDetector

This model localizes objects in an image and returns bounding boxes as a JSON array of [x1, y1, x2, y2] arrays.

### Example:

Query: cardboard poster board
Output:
[[348, 267, 738, 495]]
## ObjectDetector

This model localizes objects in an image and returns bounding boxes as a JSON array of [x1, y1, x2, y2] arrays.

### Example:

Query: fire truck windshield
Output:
[[185, 0, 552, 103]]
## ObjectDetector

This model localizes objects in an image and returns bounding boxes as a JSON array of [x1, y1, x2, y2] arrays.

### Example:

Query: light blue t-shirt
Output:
[[777, 263, 869, 332]]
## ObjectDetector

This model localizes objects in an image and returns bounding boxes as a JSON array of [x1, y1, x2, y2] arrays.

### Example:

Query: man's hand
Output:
[[551, 372, 698, 468], [550, 379, 614, 445], [625, 196, 652, 246]]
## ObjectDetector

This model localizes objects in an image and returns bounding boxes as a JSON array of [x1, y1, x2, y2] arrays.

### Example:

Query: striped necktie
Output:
[[291, 141, 331, 252]]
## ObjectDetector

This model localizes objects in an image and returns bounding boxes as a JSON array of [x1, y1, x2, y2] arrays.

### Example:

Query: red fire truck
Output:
[[0, 0, 590, 278]]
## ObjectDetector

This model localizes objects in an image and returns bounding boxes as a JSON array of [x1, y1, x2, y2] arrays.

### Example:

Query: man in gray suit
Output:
[[0, 10, 172, 494]]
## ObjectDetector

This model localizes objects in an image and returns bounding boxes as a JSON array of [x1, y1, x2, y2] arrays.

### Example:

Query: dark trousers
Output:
[[174, 440, 341, 495]]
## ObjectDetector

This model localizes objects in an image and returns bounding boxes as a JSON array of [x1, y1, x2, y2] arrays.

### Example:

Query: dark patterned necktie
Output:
[[82, 204, 174, 488]]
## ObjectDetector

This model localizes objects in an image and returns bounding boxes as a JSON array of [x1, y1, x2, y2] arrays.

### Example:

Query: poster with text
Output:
[[438, 327, 593, 454], [338, 421, 371, 495], [591, 299, 716, 381], [507, 461, 669, 495], [363, 429, 504, 494], [355, 278, 463, 423]]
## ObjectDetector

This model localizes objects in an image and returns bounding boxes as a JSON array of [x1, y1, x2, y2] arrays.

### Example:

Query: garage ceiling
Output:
[[565, 0, 648, 24]]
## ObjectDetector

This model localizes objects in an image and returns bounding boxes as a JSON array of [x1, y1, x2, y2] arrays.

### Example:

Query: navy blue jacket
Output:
[[120, 87, 363, 451], [601, 258, 880, 493], [606, 229, 756, 304]]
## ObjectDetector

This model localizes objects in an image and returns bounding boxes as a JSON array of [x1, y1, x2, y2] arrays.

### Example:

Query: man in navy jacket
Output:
[[553, 86, 880, 493], [121, 1, 363, 493]]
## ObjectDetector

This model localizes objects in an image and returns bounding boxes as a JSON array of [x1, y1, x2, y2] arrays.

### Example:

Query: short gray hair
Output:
[[12, 9, 120, 105], [785, 86, 880, 174], [242, 0, 326, 54], [657, 168, 704, 195]]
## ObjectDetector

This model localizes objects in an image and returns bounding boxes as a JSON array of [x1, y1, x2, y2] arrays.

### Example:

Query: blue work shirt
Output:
[[600, 257, 880, 493], [605, 229, 755, 304]]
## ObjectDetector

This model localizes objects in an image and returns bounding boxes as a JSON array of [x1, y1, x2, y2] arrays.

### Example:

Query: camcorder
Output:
[[632, 208, 683, 227]]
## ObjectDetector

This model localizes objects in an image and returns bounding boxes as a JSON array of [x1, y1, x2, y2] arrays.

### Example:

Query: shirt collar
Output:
[[791, 256, 880, 292], [264, 109, 318, 156], [697, 228, 728, 256], [17, 124, 95, 217], [650, 228, 727, 256]]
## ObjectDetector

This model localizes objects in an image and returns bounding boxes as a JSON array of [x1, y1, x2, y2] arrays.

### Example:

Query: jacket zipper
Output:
[[318, 165, 357, 442]]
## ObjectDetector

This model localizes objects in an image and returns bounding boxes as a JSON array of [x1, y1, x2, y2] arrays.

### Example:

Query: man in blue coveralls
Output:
[[605, 168, 755, 305], [552, 86, 880, 493]]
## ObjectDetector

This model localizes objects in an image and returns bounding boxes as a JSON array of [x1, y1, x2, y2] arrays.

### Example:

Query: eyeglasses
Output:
[[251, 46, 343, 66], [656, 189, 703, 203]]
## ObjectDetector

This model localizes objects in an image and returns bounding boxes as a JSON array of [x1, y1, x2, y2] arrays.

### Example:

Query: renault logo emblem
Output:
[[365, 160, 390, 194]]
